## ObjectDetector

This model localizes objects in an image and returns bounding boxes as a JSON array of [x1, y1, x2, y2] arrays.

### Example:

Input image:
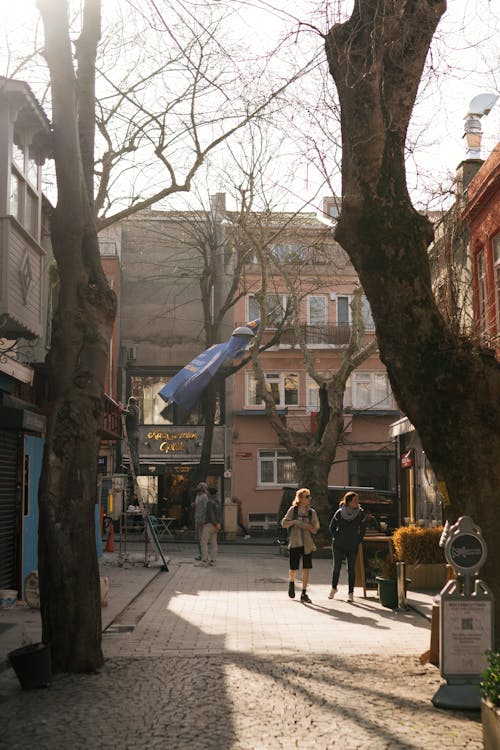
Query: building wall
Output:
[[117, 201, 400, 520], [462, 142, 500, 355]]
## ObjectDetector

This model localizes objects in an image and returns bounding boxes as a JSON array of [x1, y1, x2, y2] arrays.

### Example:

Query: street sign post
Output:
[[432, 516, 494, 710]]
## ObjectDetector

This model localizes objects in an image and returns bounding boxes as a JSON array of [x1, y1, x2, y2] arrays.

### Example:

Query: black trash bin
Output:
[[8, 642, 52, 689]]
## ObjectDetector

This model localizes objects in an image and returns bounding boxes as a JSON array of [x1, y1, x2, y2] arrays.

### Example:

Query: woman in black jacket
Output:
[[329, 491, 365, 602]]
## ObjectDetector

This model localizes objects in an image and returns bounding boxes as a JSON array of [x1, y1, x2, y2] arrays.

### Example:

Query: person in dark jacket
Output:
[[329, 491, 365, 602], [197, 487, 222, 567]]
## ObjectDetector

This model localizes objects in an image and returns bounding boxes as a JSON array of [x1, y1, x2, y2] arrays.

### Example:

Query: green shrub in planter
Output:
[[392, 526, 444, 564], [481, 650, 500, 707], [481, 651, 500, 750]]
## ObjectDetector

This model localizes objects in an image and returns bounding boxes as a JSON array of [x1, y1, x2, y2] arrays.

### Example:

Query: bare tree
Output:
[[324, 0, 500, 634], [32, 0, 311, 673]]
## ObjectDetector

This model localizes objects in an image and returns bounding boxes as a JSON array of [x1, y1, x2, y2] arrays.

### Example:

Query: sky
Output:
[[1, 0, 499, 214]]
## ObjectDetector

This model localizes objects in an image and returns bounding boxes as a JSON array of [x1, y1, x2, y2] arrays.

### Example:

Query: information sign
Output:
[[441, 598, 493, 678]]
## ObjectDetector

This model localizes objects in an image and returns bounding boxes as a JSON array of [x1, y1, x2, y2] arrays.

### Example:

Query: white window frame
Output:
[[246, 371, 299, 407], [361, 295, 375, 331], [337, 295, 352, 325], [477, 248, 487, 333], [349, 371, 394, 410], [248, 293, 289, 329], [258, 450, 297, 486], [493, 235, 500, 331], [10, 139, 41, 242], [308, 295, 328, 325]]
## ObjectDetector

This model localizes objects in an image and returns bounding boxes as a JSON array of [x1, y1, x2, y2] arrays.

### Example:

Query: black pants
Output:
[[331, 547, 358, 593]]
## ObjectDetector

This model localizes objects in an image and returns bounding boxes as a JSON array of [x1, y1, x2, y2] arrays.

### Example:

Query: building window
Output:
[[306, 374, 330, 410], [349, 451, 395, 492], [308, 295, 327, 325], [337, 295, 351, 325], [247, 371, 299, 407], [9, 136, 41, 241], [476, 248, 487, 334], [361, 295, 375, 330], [248, 293, 289, 328], [129, 375, 222, 426], [258, 450, 297, 485], [272, 243, 306, 262], [345, 371, 394, 410], [494, 235, 500, 331]]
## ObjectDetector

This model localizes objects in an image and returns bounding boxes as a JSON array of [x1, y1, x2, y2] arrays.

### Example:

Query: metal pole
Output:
[[397, 562, 407, 609]]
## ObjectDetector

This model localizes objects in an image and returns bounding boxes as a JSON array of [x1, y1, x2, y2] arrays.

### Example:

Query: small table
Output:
[[158, 516, 175, 538]]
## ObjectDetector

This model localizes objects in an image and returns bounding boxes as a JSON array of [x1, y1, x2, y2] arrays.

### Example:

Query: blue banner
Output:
[[158, 319, 259, 412]]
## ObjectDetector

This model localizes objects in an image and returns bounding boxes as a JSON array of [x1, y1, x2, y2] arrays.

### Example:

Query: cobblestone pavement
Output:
[[0, 546, 482, 749]]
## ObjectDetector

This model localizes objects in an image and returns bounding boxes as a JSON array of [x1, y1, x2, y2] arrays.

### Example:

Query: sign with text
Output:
[[441, 598, 493, 679]]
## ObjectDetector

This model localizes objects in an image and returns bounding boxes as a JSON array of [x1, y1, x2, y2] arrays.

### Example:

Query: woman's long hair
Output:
[[339, 491, 358, 507], [293, 488, 311, 506]]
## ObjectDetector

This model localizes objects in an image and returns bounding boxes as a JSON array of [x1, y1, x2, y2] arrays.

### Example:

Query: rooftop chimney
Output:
[[463, 92, 499, 159]]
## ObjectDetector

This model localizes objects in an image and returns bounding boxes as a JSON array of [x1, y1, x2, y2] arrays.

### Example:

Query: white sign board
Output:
[[441, 599, 493, 678]]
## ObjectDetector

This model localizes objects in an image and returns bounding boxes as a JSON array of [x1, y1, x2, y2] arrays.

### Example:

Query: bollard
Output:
[[396, 561, 407, 609]]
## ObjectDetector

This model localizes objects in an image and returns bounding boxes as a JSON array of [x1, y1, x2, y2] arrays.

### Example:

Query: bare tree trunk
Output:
[[37, 0, 114, 673], [325, 0, 500, 637]]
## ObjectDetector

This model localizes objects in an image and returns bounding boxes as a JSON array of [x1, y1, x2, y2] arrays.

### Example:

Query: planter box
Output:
[[482, 698, 500, 750], [405, 563, 446, 590]]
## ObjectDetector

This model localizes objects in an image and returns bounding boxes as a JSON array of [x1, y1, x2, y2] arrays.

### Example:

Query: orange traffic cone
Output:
[[105, 522, 115, 552]]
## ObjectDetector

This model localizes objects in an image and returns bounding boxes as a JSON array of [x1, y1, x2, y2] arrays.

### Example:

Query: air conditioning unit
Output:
[[127, 346, 137, 362]]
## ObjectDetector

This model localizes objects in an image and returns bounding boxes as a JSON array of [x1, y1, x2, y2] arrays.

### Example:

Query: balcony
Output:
[[238, 322, 376, 347]]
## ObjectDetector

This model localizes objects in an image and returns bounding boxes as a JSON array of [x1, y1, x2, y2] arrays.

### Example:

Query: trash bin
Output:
[[8, 642, 52, 689], [223, 502, 238, 540]]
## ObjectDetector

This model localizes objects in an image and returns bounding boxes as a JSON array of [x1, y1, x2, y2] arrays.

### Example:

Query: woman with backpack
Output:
[[329, 491, 366, 602], [281, 487, 320, 603]]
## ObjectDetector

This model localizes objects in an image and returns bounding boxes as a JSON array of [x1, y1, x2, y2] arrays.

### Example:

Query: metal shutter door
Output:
[[0, 430, 19, 589]]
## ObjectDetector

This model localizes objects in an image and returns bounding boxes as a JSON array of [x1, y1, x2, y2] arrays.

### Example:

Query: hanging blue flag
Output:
[[158, 319, 259, 412]]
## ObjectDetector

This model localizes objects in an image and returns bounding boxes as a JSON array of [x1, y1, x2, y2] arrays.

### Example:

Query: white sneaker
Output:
[[328, 588, 337, 599], [347, 592, 354, 603], [244, 535, 251, 539]]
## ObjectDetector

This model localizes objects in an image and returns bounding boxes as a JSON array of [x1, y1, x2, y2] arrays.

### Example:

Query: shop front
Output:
[[125, 424, 226, 526]]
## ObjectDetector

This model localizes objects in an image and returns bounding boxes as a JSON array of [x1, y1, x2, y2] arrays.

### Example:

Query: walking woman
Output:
[[329, 491, 365, 602], [281, 488, 320, 603]]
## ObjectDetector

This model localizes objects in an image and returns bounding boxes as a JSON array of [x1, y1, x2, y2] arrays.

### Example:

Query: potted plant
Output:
[[375, 555, 411, 609], [481, 650, 500, 749], [392, 526, 447, 590]]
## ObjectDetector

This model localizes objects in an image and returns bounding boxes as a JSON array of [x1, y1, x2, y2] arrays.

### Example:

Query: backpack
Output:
[[288, 505, 313, 537]]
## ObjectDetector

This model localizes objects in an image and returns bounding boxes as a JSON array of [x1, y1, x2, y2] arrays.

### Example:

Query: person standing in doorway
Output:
[[329, 491, 366, 603], [197, 487, 222, 566], [193, 482, 208, 561], [281, 488, 320, 603], [233, 496, 251, 539]]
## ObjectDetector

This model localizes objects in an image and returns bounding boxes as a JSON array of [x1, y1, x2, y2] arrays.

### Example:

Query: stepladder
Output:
[[120, 414, 169, 571]]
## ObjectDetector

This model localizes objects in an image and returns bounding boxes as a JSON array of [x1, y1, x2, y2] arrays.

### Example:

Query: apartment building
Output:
[[118, 196, 400, 525]]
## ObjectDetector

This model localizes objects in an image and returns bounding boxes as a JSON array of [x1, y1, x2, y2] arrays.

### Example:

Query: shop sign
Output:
[[147, 430, 198, 454], [400, 450, 414, 469]]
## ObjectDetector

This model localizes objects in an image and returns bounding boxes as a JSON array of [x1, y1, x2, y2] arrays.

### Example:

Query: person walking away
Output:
[[197, 487, 222, 566], [122, 396, 140, 475], [233, 496, 251, 539], [281, 488, 320, 603], [193, 482, 208, 561], [329, 491, 365, 602]]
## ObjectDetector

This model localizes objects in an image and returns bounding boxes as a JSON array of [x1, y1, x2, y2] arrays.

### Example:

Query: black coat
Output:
[[329, 507, 365, 552]]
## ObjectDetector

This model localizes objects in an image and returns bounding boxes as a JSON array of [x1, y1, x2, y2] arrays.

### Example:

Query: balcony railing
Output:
[[102, 394, 122, 440], [237, 322, 376, 347]]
